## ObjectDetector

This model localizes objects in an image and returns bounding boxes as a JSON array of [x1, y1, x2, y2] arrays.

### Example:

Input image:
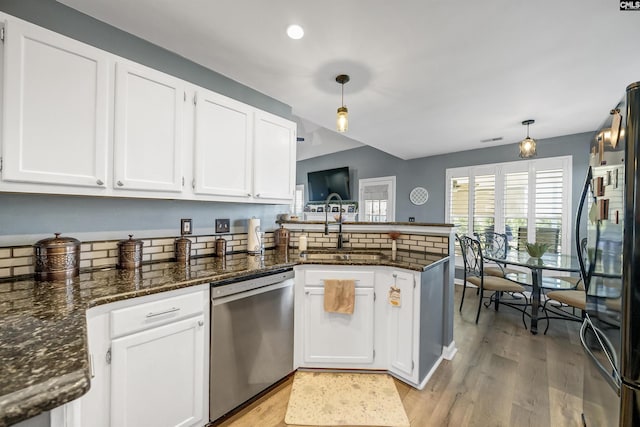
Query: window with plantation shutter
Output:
[[473, 174, 495, 234], [504, 172, 528, 251], [445, 156, 572, 257], [449, 177, 469, 235], [534, 168, 564, 253]]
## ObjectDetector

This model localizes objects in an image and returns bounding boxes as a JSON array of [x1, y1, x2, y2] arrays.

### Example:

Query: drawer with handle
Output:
[[110, 290, 205, 338]]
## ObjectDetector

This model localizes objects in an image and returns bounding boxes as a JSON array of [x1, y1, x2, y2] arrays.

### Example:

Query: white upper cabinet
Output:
[[193, 89, 253, 198], [253, 110, 296, 202], [113, 61, 184, 193], [1, 18, 109, 188], [0, 14, 297, 203]]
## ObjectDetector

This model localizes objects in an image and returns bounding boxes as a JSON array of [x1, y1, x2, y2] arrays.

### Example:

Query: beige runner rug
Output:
[[284, 371, 410, 426]]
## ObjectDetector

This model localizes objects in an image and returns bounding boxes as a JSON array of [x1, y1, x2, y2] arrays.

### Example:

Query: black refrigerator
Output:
[[579, 81, 640, 426]]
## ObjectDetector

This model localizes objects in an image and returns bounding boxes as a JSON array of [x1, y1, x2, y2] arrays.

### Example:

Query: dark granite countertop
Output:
[[0, 248, 447, 426]]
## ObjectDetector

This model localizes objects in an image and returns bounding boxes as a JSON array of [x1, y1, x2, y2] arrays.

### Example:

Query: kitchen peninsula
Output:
[[0, 222, 455, 427]]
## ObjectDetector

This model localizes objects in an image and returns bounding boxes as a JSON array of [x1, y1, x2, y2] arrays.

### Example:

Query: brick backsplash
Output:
[[0, 232, 275, 279], [289, 231, 449, 255], [0, 230, 446, 279]]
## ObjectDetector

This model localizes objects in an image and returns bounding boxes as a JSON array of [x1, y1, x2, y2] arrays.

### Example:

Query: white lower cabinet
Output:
[[382, 270, 419, 383], [78, 286, 209, 427], [302, 286, 375, 365], [294, 265, 441, 389], [110, 316, 205, 427]]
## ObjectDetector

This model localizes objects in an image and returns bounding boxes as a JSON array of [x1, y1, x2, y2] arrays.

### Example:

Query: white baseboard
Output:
[[442, 341, 458, 360], [416, 355, 444, 390]]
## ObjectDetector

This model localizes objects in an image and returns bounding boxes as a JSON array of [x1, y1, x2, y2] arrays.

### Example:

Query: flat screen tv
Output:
[[307, 167, 351, 201]]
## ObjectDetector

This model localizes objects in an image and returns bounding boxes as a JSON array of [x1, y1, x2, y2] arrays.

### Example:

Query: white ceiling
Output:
[[58, 0, 640, 160]]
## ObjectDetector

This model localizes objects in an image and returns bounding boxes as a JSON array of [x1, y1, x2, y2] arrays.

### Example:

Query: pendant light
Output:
[[336, 74, 350, 132], [519, 119, 537, 158]]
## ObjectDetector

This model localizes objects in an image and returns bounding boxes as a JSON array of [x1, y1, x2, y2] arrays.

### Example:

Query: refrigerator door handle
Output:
[[580, 316, 622, 395]]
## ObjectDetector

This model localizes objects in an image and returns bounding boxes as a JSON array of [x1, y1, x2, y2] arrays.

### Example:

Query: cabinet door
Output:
[[253, 111, 296, 201], [386, 271, 417, 380], [114, 61, 184, 192], [193, 89, 253, 198], [303, 286, 375, 365], [1, 19, 109, 188], [110, 315, 206, 427]]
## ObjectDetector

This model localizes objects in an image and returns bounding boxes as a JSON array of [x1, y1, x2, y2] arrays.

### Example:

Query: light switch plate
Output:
[[215, 219, 230, 233]]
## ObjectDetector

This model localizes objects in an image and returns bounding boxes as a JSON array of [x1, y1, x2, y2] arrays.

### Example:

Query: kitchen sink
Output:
[[301, 251, 383, 261]]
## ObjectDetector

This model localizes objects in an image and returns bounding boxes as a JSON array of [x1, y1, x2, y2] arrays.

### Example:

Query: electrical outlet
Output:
[[409, 217, 415, 222], [215, 219, 230, 233]]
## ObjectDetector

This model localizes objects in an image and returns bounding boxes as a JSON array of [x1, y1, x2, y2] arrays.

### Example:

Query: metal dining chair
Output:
[[541, 238, 588, 334], [457, 234, 530, 326], [473, 231, 522, 278]]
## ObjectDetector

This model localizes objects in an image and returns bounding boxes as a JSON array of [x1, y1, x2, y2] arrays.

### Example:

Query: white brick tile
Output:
[[151, 238, 175, 246], [92, 241, 118, 251], [92, 257, 118, 267], [12, 266, 34, 276], [0, 257, 32, 268], [12, 247, 33, 257], [80, 251, 108, 260], [151, 252, 172, 261]]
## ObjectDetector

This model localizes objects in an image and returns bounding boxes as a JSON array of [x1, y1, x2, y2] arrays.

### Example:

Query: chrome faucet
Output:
[[324, 192, 344, 249]]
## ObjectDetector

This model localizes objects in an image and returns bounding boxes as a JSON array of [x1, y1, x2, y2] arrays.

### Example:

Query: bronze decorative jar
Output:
[[33, 233, 81, 281]]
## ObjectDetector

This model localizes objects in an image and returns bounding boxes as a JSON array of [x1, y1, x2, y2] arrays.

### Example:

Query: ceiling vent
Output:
[[480, 137, 503, 143]]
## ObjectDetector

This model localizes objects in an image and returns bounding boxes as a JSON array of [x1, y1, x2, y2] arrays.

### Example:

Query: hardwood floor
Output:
[[214, 285, 585, 427]]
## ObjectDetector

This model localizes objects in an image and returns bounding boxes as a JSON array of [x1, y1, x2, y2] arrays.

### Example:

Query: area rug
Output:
[[284, 371, 410, 426]]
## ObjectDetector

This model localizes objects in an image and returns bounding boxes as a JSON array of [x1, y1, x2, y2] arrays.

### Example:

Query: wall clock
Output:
[[409, 187, 429, 205]]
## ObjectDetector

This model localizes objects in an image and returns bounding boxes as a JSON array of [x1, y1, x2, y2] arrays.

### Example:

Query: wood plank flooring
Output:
[[213, 286, 585, 427]]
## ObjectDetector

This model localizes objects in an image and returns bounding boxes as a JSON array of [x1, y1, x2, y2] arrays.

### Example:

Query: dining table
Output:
[[484, 250, 581, 334]]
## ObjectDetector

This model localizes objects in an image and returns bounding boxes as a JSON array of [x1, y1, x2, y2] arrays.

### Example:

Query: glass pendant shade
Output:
[[337, 106, 348, 133], [519, 137, 537, 158]]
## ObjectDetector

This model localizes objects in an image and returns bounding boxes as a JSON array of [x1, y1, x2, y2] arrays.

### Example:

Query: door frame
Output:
[[358, 176, 396, 222]]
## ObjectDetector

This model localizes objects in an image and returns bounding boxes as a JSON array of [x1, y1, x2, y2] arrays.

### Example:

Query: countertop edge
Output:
[[0, 369, 90, 427]]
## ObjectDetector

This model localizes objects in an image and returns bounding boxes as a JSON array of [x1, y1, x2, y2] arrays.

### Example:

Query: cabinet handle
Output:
[[145, 307, 180, 318], [198, 320, 204, 327], [247, 193, 252, 197], [117, 180, 124, 187], [89, 354, 95, 378], [255, 193, 261, 198], [96, 179, 104, 186]]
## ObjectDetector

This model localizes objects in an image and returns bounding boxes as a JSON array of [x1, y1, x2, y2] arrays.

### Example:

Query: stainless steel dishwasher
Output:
[[209, 269, 295, 421]]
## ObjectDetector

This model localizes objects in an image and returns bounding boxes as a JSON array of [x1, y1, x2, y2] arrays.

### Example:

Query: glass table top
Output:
[[484, 250, 581, 272]]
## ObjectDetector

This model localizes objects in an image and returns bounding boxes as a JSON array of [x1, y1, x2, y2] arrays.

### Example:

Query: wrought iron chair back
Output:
[[473, 231, 509, 259], [456, 234, 529, 327], [458, 235, 483, 278]]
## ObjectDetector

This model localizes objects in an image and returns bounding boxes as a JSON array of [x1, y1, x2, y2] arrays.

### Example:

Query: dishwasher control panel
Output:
[[211, 269, 294, 299]]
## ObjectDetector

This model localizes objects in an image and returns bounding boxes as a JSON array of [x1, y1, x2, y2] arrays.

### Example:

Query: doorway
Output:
[[358, 176, 396, 222]]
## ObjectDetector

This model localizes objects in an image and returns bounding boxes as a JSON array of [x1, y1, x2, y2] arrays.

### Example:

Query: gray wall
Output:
[[0, 1, 292, 239], [297, 145, 406, 202], [297, 132, 593, 254]]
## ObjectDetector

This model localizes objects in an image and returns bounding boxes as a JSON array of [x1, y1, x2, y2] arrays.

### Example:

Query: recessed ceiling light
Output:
[[286, 24, 304, 40]]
